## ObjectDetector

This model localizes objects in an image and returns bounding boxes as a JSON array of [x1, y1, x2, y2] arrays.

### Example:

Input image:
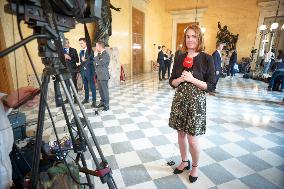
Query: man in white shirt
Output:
[[0, 87, 39, 189]]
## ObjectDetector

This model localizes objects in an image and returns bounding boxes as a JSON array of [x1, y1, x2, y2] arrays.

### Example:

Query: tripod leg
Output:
[[81, 153, 95, 189], [60, 96, 94, 188], [58, 76, 101, 166], [61, 77, 117, 189], [31, 74, 50, 189], [69, 78, 107, 161]]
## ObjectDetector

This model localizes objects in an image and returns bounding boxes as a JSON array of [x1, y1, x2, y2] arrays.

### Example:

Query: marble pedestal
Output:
[[106, 47, 120, 88]]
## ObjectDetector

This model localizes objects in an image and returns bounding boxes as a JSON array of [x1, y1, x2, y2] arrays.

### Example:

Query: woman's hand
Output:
[[172, 76, 185, 87], [181, 70, 194, 83], [6, 87, 40, 108]]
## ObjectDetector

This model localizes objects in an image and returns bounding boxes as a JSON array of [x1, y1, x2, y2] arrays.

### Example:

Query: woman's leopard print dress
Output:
[[169, 82, 206, 136]]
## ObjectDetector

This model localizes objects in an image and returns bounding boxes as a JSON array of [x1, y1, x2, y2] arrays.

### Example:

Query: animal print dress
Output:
[[169, 81, 206, 136]]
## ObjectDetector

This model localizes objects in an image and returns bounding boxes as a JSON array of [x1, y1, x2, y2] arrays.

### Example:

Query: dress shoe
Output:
[[81, 99, 89, 104], [91, 102, 96, 108], [103, 106, 109, 111], [173, 160, 190, 174], [95, 103, 104, 108], [188, 164, 198, 183], [189, 175, 198, 183]]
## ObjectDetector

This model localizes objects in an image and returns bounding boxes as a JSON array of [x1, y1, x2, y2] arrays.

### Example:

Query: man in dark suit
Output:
[[94, 41, 110, 111], [64, 38, 79, 103], [229, 49, 237, 77], [212, 42, 224, 89], [79, 38, 96, 107], [157, 45, 166, 80]]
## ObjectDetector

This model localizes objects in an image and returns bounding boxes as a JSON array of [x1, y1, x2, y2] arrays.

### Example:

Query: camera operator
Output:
[[0, 87, 39, 189]]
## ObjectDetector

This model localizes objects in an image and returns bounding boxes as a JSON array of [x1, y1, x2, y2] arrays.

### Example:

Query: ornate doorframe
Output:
[[170, 8, 207, 53]]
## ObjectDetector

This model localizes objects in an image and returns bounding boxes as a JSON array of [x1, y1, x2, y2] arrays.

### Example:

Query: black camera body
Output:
[[5, 0, 101, 31]]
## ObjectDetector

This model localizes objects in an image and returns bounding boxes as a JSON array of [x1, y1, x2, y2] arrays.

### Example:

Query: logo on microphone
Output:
[[183, 56, 193, 69]]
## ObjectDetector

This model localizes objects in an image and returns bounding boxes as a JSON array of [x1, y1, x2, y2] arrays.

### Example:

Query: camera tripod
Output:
[[27, 22, 117, 188], [31, 63, 117, 189], [1, 2, 117, 189]]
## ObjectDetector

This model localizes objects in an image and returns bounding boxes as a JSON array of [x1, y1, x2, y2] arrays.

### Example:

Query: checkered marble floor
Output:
[[22, 73, 284, 189]]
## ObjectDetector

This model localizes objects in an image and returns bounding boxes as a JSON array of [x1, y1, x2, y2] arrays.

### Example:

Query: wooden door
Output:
[[0, 22, 14, 93], [176, 22, 197, 50], [132, 7, 144, 75]]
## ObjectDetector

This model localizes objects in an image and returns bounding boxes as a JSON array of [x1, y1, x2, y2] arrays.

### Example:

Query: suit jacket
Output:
[[169, 52, 216, 92], [79, 49, 95, 78], [65, 47, 79, 72], [157, 50, 164, 64], [212, 50, 222, 73], [94, 50, 110, 80]]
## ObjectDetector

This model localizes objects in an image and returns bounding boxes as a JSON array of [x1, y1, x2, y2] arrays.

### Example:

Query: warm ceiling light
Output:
[[270, 22, 279, 30], [259, 25, 267, 31]]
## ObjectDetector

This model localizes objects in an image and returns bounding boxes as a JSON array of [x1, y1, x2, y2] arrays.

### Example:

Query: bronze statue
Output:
[[93, 1, 121, 47], [216, 22, 239, 50]]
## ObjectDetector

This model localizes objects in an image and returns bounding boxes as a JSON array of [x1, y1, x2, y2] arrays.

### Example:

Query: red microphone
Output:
[[183, 56, 193, 71]]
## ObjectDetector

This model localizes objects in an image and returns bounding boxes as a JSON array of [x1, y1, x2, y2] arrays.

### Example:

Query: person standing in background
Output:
[[64, 38, 79, 103], [79, 38, 96, 107], [262, 49, 275, 75], [94, 41, 111, 111], [229, 48, 237, 77], [212, 42, 224, 90], [157, 46, 166, 80], [165, 49, 174, 79]]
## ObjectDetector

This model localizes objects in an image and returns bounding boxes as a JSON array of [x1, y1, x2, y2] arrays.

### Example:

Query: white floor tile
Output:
[[130, 138, 154, 150], [219, 158, 255, 178], [115, 151, 142, 169]]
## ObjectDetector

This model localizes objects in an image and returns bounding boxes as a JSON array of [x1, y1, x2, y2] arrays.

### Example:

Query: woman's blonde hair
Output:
[[182, 24, 204, 52]]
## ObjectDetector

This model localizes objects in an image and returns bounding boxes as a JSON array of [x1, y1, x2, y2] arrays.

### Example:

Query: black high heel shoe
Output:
[[173, 160, 190, 174], [189, 164, 198, 183]]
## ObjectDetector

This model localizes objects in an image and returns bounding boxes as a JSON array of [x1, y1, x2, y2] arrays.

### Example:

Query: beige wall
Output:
[[165, 0, 260, 59]]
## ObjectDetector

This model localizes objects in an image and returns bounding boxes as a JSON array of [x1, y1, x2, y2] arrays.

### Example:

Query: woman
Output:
[[169, 24, 216, 183]]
